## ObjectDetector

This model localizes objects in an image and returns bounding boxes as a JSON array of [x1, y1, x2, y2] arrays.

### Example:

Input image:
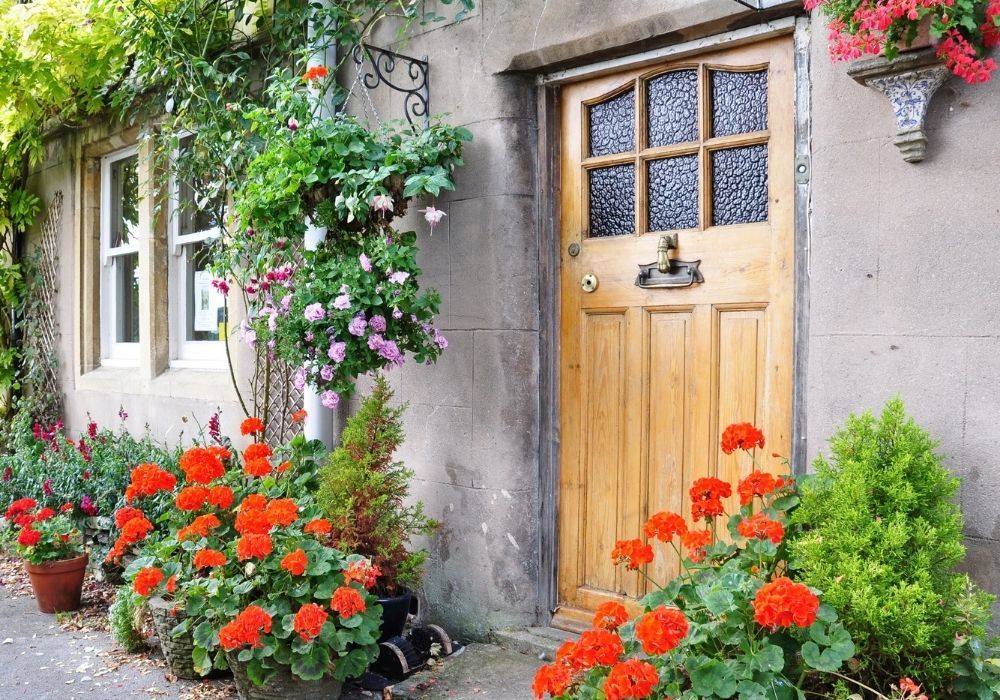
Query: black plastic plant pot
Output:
[[376, 588, 413, 642]]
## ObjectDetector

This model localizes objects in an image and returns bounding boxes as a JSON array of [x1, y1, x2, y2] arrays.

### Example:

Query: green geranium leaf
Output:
[[750, 644, 784, 673], [291, 645, 330, 681], [332, 647, 372, 681], [696, 583, 735, 616], [690, 658, 739, 698], [193, 621, 217, 649]]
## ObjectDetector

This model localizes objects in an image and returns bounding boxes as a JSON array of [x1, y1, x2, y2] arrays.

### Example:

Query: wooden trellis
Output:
[[254, 350, 305, 445]]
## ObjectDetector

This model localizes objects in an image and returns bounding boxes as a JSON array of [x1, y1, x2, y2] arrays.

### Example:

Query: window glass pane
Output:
[[177, 136, 222, 237], [185, 241, 223, 341], [646, 70, 698, 147], [109, 156, 139, 248], [647, 156, 698, 231], [589, 164, 635, 238], [711, 145, 768, 226], [115, 252, 140, 343], [588, 88, 635, 157], [711, 69, 768, 138]]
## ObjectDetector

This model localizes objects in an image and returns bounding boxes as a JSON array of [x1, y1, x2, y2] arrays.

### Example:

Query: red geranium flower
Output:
[[219, 605, 272, 650], [35, 507, 56, 521], [593, 601, 630, 630], [17, 527, 41, 547], [280, 549, 308, 576], [176, 486, 210, 511], [635, 607, 688, 655], [208, 485, 234, 509], [193, 548, 227, 569], [643, 511, 687, 542], [240, 417, 265, 436], [302, 65, 329, 82], [603, 658, 659, 700], [610, 539, 654, 570], [737, 513, 785, 545], [680, 529, 712, 563], [303, 518, 332, 536], [292, 602, 328, 641], [236, 533, 273, 560], [330, 586, 366, 619], [179, 447, 225, 485], [5, 498, 37, 519], [720, 422, 765, 455], [133, 567, 164, 596], [737, 470, 780, 506], [752, 576, 820, 629], [291, 409, 307, 423]]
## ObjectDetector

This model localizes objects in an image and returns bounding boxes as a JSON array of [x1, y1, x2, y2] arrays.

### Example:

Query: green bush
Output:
[[108, 584, 146, 653], [317, 375, 437, 595], [789, 398, 1000, 697]]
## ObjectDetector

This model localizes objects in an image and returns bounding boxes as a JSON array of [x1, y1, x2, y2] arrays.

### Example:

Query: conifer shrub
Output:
[[317, 375, 437, 595], [108, 585, 146, 653], [789, 398, 1000, 697]]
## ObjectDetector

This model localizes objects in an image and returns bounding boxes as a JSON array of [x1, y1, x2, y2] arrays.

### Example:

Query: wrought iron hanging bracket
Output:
[[351, 44, 430, 130]]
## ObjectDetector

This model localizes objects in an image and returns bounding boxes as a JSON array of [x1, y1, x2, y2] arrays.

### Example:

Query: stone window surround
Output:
[[75, 126, 240, 402]]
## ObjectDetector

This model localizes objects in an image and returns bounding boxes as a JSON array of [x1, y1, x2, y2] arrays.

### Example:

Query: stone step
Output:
[[492, 626, 579, 662]]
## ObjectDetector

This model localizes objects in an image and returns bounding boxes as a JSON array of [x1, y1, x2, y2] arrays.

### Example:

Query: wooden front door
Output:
[[555, 36, 795, 631]]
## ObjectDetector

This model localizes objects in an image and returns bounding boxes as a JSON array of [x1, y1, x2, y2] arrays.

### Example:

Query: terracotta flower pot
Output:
[[25, 553, 87, 613], [226, 652, 343, 700]]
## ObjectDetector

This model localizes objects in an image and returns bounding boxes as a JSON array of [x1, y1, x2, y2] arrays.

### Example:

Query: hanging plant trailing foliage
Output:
[[217, 72, 471, 405], [808, 0, 1000, 83]]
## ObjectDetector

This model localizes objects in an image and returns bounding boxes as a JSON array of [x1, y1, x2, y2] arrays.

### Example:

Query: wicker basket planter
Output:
[[226, 652, 343, 700], [149, 596, 199, 680]]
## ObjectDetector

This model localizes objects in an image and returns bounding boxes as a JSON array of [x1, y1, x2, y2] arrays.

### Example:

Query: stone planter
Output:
[[83, 516, 120, 583], [149, 596, 200, 680], [226, 652, 343, 700], [25, 553, 87, 613]]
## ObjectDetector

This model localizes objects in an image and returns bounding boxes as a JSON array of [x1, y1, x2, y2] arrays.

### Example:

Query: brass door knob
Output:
[[581, 273, 598, 293]]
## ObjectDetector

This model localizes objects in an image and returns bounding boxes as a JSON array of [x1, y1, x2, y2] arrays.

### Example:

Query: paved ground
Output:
[[0, 569, 541, 700]]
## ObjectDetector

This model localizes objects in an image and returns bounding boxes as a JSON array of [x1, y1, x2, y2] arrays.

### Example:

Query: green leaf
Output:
[[192, 645, 212, 676], [332, 647, 372, 681], [193, 621, 217, 649], [750, 644, 784, 673], [696, 583, 735, 615], [291, 645, 330, 681], [245, 659, 274, 686], [801, 641, 846, 673], [771, 494, 799, 511], [690, 658, 739, 698]]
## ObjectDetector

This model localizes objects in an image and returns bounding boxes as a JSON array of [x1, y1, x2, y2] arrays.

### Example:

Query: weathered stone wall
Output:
[[805, 15, 1000, 623]]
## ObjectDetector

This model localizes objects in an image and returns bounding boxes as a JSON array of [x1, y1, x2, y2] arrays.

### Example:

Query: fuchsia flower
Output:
[[420, 206, 446, 228], [2, 467, 11, 482], [392, 308, 403, 320], [287, 117, 299, 131], [80, 495, 98, 516], [371, 194, 394, 213], [42, 479, 53, 496], [212, 279, 230, 295]]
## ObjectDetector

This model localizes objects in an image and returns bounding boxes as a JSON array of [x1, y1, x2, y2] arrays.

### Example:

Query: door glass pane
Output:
[[711, 69, 768, 137], [711, 145, 768, 226], [185, 241, 223, 341], [588, 88, 635, 157], [589, 165, 635, 238], [646, 69, 698, 147], [647, 156, 698, 231], [177, 135, 222, 236], [109, 155, 139, 248], [115, 252, 140, 343]]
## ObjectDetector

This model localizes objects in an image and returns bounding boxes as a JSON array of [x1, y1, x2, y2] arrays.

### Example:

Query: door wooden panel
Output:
[[555, 36, 795, 631]]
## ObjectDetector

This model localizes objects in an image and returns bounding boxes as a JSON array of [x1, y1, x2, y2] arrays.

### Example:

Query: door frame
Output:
[[533, 15, 813, 625]]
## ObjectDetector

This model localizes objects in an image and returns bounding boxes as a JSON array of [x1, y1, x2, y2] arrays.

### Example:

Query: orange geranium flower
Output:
[[573, 629, 624, 669], [752, 576, 819, 629], [343, 560, 380, 589], [208, 485, 234, 509], [244, 458, 272, 477], [680, 529, 713, 563], [532, 662, 573, 699], [610, 539, 653, 570], [236, 533, 273, 560], [603, 659, 659, 700], [292, 602, 328, 641], [302, 65, 329, 81], [330, 586, 366, 619], [277, 460, 291, 473], [193, 548, 228, 569], [107, 514, 154, 560], [125, 463, 177, 502], [303, 518, 332, 536], [219, 605, 272, 650], [243, 442, 272, 462], [643, 511, 687, 542], [208, 445, 232, 462], [720, 422, 765, 455], [176, 486, 210, 511], [133, 566, 164, 596], [178, 513, 221, 541], [179, 447, 226, 485], [737, 513, 785, 545], [114, 506, 146, 528], [241, 493, 267, 511], [235, 507, 271, 535], [240, 417, 265, 436], [635, 607, 689, 655], [291, 409, 307, 423], [593, 601, 629, 630], [265, 498, 298, 527], [690, 477, 732, 522], [280, 549, 308, 576], [166, 575, 177, 593], [737, 471, 780, 506]]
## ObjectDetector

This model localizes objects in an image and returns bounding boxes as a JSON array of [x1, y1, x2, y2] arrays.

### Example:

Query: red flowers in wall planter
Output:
[[808, 0, 1000, 83], [7, 498, 87, 613]]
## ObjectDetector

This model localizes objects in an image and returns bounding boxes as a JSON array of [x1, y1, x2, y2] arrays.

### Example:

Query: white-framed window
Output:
[[100, 145, 141, 365], [169, 134, 227, 367]]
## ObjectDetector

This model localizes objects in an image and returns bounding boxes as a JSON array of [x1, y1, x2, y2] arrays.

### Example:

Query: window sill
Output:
[[76, 366, 238, 403]]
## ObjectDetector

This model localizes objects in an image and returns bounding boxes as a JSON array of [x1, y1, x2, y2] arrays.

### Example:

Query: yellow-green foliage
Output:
[[790, 398, 996, 696], [108, 584, 146, 653]]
